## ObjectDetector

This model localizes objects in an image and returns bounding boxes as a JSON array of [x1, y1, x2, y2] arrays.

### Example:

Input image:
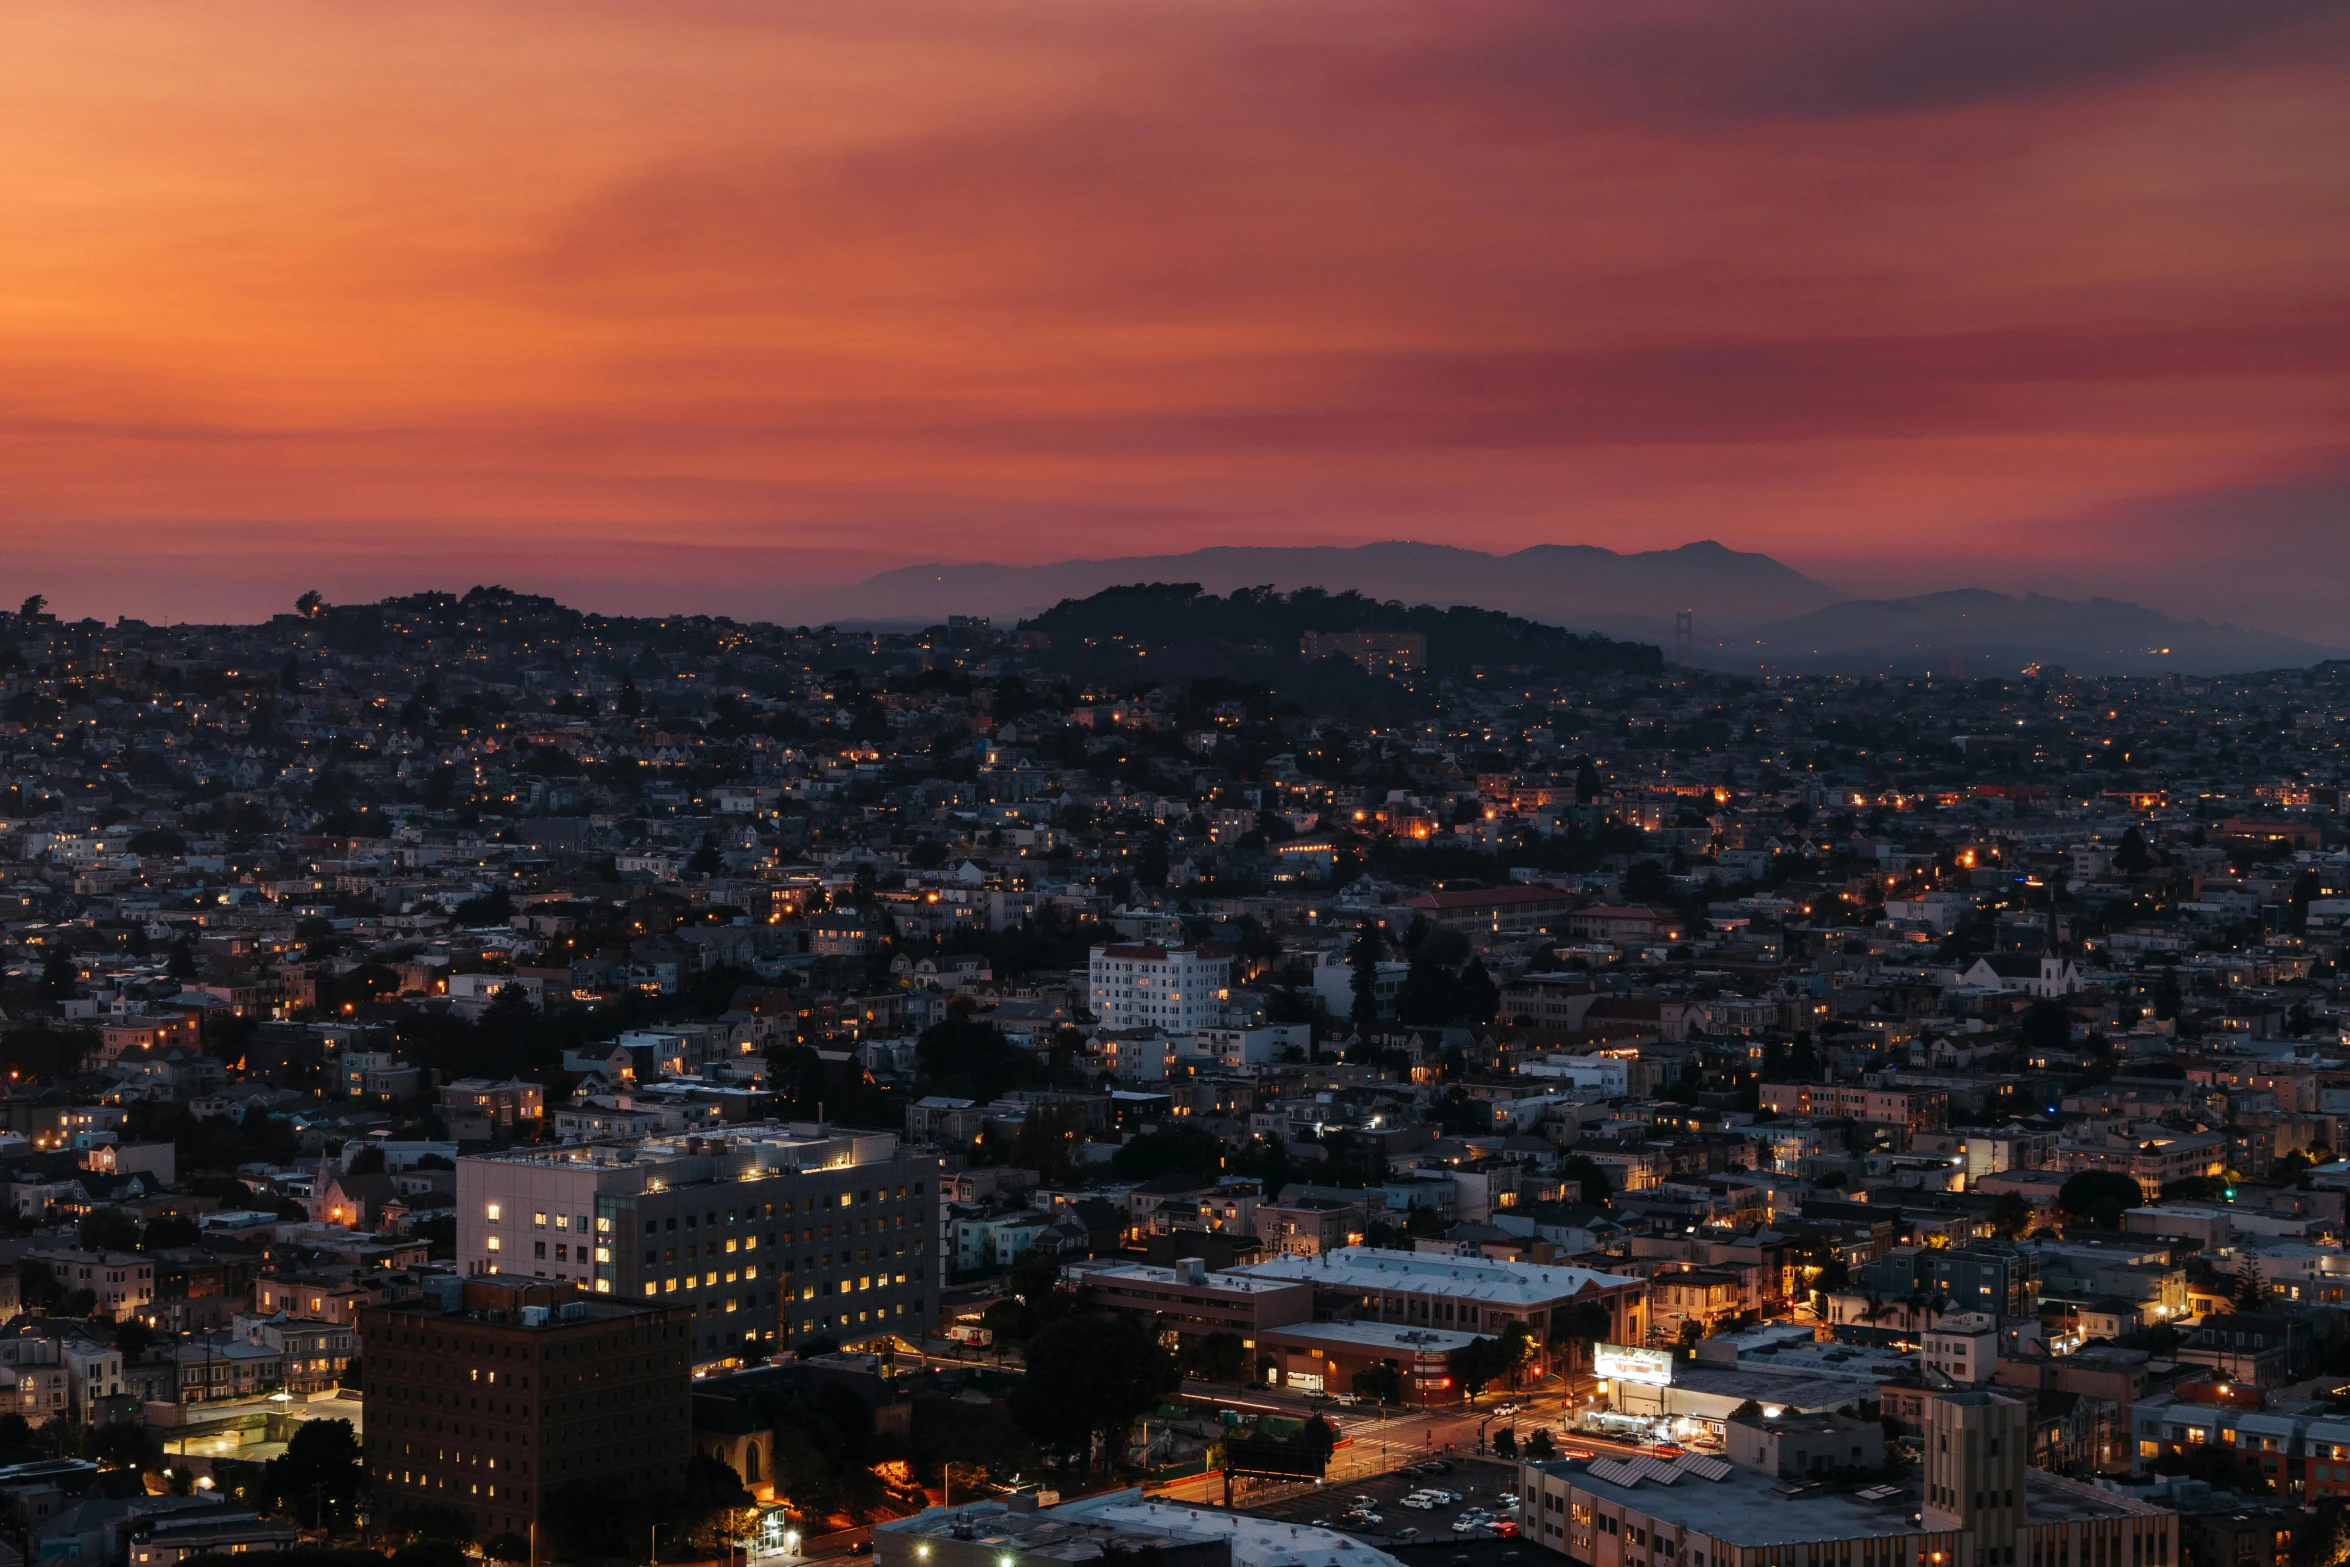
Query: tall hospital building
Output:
[[456, 1122, 939, 1369]]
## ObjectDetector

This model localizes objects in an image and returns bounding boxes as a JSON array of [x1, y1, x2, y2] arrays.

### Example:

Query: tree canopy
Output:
[[2058, 1171, 2145, 1229], [1009, 1312, 1178, 1477]]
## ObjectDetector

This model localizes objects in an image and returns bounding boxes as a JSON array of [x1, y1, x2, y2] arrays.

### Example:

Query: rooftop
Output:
[[456, 1121, 908, 1184], [1077, 1261, 1309, 1296], [880, 1491, 1400, 1567], [1529, 1460, 2158, 1544], [1232, 1246, 1638, 1304], [1055, 1491, 1402, 1567], [1260, 1321, 1484, 1353]]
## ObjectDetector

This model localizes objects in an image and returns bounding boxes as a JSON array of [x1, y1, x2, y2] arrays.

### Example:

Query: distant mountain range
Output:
[[810, 540, 2343, 676], [821, 540, 1843, 630]]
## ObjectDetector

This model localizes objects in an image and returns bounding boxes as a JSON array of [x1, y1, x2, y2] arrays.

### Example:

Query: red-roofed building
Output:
[[1404, 884, 1575, 936], [1565, 905, 1683, 942]]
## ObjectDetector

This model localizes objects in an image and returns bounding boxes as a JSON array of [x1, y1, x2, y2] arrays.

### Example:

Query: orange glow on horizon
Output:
[[1, 1, 2347, 631]]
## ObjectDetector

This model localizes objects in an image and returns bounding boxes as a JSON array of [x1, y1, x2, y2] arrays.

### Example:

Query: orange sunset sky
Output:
[[4, 0, 2349, 637]]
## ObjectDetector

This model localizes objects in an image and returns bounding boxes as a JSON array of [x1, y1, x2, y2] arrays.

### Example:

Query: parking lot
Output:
[[1235, 1457, 1523, 1547]]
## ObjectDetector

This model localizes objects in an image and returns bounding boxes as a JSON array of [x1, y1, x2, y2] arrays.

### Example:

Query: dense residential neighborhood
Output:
[[0, 585, 2347, 1566]]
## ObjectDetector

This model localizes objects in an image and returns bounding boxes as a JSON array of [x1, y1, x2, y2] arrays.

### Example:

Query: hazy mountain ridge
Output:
[[823, 539, 1844, 629], [818, 541, 2341, 676]]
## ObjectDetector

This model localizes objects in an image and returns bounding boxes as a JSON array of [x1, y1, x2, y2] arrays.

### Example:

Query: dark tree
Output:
[[77, 1207, 140, 1253], [916, 1014, 1048, 1102], [2018, 1000, 2072, 1055], [1010, 1313, 1178, 1477], [1348, 921, 1383, 1032], [2057, 1171, 2144, 1230], [1351, 1360, 1402, 1405], [1184, 1331, 1247, 1383], [2113, 826, 2153, 877], [264, 1417, 364, 1528], [1110, 1123, 1224, 1182]]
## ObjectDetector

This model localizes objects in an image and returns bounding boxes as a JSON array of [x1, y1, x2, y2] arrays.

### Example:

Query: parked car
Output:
[[1399, 1496, 1437, 1511], [1393, 1530, 1421, 1543], [1491, 1520, 1521, 1538]]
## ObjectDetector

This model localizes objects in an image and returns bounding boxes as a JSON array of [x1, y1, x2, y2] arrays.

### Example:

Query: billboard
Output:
[[1594, 1343, 1673, 1387], [1223, 1439, 1330, 1480]]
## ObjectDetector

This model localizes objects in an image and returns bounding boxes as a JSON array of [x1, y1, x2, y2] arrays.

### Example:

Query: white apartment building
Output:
[[1922, 1311, 1997, 1383], [1089, 943, 1231, 1033], [1180, 1023, 1311, 1073]]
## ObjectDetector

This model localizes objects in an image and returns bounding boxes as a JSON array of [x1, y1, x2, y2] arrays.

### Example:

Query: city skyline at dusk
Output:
[[5, 0, 2349, 638]]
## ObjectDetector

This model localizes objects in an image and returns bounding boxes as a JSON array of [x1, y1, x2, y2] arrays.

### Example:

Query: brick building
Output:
[[359, 1279, 690, 1540]]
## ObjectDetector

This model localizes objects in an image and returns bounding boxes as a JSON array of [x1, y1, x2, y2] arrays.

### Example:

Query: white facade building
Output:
[[1180, 1023, 1311, 1073], [1088, 943, 1230, 1033]]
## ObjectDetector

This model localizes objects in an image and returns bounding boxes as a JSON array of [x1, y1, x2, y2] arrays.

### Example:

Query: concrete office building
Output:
[[359, 1278, 690, 1541], [1077, 1257, 1313, 1355], [457, 1122, 941, 1367]]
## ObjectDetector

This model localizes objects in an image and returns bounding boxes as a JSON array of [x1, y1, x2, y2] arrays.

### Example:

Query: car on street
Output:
[[1392, 1530, 1421, 1543]]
